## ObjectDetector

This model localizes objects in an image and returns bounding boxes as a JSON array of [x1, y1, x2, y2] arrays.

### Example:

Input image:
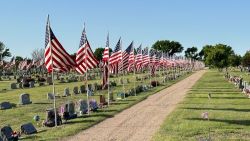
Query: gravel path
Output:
[[65, 70, 206, 141]]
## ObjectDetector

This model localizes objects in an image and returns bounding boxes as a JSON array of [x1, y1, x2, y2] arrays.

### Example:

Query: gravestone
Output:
[[29, 81, 35, 88], [99, 95, 107, 105], [79, 85, 86, 94], [44, 108, 62, 127], [19, 93, 32, 105], [94, 83, 98, 90], [87, 86, 94, 96], [61, 101, 76, 117], [63, 88, 70, 96], [10, 83, 17, 89], [65, 77, 70, 83], [0, 102, 12, 110], [20, 123, 37, 134], [39, 82, 45, 86], [47, 93, 54, 100], [73, 86, 79, 94], [89, 99, 98, 111], [0, 126, 13, 141], [239, 78, 244, 89], [77, 99, 88, 115], [60, 77, 65, 83], [201, 112, 209, 120], [19, 82, 23, 89], [67, 102, 75, 116], [46, 77, 53, 85]]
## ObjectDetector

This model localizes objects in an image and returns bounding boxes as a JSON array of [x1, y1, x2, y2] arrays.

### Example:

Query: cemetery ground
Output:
[[0, 70, 192, 140], [153, 70, 250, 141], [65, 70, 205, 141]]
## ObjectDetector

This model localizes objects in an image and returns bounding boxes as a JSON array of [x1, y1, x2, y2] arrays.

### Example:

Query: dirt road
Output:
[[66, 70, 206, 141]]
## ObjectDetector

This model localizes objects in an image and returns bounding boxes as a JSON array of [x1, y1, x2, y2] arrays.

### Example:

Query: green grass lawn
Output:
[[0, 70, 191, 140], [152, 70, 250, 141]]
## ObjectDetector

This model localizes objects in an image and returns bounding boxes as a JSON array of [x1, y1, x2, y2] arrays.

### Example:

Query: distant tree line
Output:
[[1, 39, 250, 71]]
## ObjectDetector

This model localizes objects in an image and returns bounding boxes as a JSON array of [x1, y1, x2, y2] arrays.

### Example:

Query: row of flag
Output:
[[1, 17, 194, 76], [44, 16, 192, 76], [0, 57, 44, 71]]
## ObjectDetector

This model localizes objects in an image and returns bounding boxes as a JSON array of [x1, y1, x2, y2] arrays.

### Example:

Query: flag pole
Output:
[[86, 69, 90, 115], [48, 15, 57, 127], [121, 40, 125, 97], [107, 60, 110, 106], [84, 23, 90, 116], [133, 43, 136, 96], [107, 33, 110, 106], [134, 57, 136, 96]]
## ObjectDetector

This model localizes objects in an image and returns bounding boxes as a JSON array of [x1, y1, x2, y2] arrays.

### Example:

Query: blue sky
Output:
[[1, 0, 250, 58]]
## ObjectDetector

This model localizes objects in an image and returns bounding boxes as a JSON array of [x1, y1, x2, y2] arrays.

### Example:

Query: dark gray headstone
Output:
[[60, 77, 65, 83], [19, 82, 23, 89], [29, 81, 35, 88], [79, 85, 86, 94], [19, 93, 32, 105], [73, 86, 79, 94], [10, 83, 17, 89], [77, 99, 88, 114], [68, 102, 75, 115], [39, 82, 44, 86], [0, 102, 12, 110], [46, 77, 53, 85], [47, 93, 54, 100], [63, 88, 70, 96], [21, 123, 37, 134], [0, 126, 13, 140]]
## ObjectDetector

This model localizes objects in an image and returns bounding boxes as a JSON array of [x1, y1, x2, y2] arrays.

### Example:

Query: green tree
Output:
[[242, 51, 250, 67], [229, 54, 241, 67], [152, 40, 184, 55], [205, 44, 234, 70], [94, 47, 112, 61], [200, 45, 214, 61], [184, 47, 199, 60], [15, 56, 24, 62], [0, 42, 11, 61]]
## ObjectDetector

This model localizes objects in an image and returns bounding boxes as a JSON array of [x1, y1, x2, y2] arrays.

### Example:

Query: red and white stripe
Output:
[[75, 27, 98, 75], [44, 17, 75, 73]]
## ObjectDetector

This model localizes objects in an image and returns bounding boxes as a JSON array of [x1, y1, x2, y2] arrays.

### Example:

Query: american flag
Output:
[[102, 33, 109, 62], [26, 60, 36, 70], [18, 59, 28, 70], [142, 47, 150, 67], [102, 33, 109, 88], [119, 41, 134, 72], [149, 49, 156, 75], [3, 57, 15, 69], [75, 25, 98, 75], [44, 16, 75, 73], [149, 49, 156, 65], [135, 44, 143, 71], [159, 51, 164, 65], [155, 50, 161, 66], [109, 38, 122, 74], [109, 38, 122, 64]]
